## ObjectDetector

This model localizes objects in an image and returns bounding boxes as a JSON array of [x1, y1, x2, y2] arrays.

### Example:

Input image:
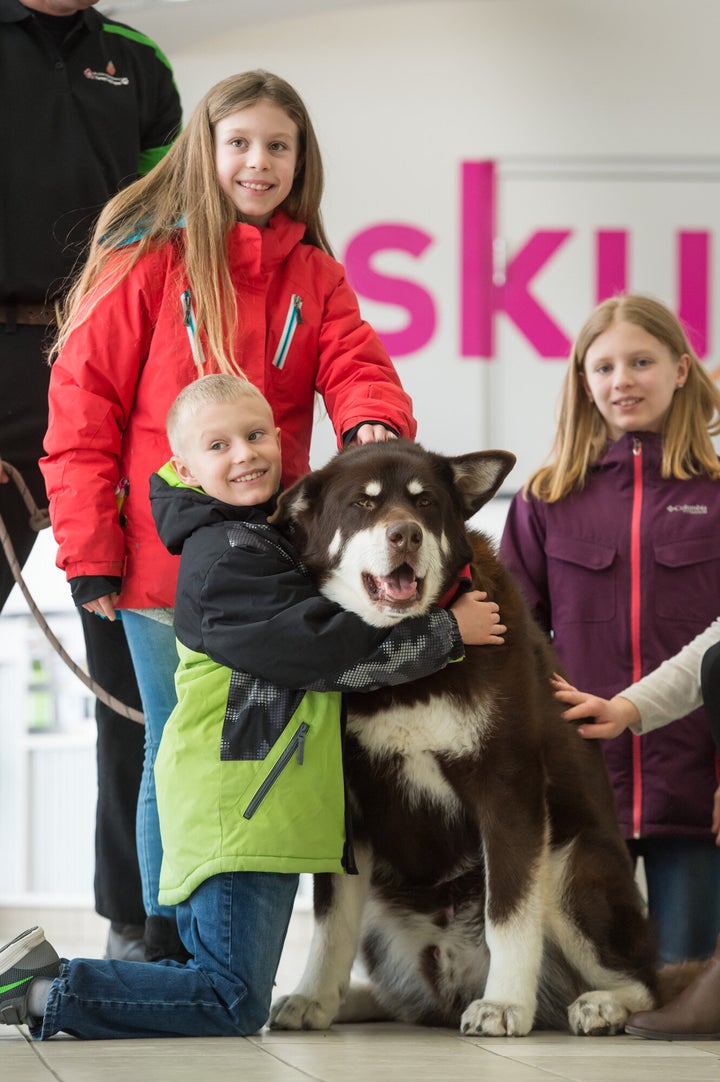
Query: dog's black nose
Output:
[[386, 519, 423, 555]]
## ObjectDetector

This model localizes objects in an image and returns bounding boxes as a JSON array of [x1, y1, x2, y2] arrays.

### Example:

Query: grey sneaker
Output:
[[0, 927, 60, 1025]]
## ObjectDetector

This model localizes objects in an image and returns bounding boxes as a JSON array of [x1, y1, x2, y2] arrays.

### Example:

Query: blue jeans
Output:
[[34, 871, 299, 1039], [629, 836, 720, 964], [121, 611, 179, 919]]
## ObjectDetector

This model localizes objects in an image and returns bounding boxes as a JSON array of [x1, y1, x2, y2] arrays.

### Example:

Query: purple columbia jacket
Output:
[[500, 430, 720, 840]]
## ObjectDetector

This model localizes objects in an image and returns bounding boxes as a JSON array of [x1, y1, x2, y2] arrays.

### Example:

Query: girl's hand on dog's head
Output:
[[451, 590, 506, 645]]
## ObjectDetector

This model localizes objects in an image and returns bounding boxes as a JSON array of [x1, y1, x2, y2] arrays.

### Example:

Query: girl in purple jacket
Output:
[[500, 293, 720, 965]]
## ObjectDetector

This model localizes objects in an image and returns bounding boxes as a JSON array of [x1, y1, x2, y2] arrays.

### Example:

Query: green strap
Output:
[[99, 23, 180, 175], [101, 24, 173, 71], [139, 145, 172, 176]]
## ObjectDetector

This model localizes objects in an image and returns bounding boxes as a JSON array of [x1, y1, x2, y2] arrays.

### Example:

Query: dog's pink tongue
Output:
[[377, 567, 417, 601]]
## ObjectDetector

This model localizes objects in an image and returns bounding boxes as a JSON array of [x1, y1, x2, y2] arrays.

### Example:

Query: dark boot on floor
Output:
[[105, 922, 146, 962], [143, 916, 191, 964], [626, 935, 720, 1040]]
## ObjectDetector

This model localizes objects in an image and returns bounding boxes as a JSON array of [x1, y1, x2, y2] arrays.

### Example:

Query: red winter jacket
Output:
[[41, 213, 415, 609]]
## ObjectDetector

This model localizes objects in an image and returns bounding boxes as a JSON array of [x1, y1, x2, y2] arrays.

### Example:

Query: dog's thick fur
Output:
[[269, 439, 659, 1037]]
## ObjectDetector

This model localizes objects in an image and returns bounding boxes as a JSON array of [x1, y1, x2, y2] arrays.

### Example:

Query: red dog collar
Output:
[[436, 564, 473, 608]]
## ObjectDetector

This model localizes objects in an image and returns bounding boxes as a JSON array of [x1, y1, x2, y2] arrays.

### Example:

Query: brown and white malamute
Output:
[[270, 439, 658, 1037]]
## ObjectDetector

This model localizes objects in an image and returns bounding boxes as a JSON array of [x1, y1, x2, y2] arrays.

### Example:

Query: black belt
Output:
[[1, 303, 59, 327]]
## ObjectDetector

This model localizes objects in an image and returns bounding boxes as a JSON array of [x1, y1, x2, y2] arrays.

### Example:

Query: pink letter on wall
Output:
[[677, 231, 710, 358], [596, 230, 628, 303], [461, 160, 572, 358], [343, 225, 436, 356]]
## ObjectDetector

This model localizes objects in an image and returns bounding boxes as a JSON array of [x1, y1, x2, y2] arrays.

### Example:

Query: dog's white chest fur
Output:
[[348, 697, 492, 805]]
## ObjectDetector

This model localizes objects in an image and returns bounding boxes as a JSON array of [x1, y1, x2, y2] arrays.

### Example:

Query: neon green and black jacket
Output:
[[150, 464, 465, 905]]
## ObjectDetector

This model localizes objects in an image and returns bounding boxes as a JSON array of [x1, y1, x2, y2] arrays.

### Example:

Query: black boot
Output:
[[143, 916, 191, 964]]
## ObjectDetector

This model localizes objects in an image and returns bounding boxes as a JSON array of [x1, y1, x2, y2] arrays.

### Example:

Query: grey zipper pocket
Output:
[[243, 721, 309, 819]]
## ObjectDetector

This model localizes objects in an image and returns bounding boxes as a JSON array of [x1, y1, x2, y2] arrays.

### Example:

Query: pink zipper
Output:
[[630, 436, 643, 838]]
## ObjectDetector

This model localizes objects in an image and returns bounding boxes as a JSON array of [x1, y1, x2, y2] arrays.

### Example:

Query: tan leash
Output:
[[0, 460, 145, 724]]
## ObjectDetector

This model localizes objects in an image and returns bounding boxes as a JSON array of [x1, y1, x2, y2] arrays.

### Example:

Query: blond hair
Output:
[[52, 71, 331, 373], [167, 373, 270, 456], [526, 294, 720, 502]]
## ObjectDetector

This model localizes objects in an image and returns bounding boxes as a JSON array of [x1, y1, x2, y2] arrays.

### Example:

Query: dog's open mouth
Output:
[[362, 563, 422, 606]]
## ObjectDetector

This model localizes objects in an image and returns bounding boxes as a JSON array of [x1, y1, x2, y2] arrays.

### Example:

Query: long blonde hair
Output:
[[52, 70, 332, 372], [526, 294, 720, 502]]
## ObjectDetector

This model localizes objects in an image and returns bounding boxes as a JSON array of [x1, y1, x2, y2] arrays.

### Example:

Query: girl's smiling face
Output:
[[582, 319, 690, 441], [214, 100, 299, 227]]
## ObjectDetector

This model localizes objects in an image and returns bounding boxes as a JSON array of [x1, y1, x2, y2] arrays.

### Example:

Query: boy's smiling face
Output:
[[172, 397, 282, 507]]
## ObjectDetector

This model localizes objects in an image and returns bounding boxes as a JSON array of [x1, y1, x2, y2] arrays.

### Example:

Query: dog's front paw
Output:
[[568, 991, 628, 1036], [460, 998, 533, 1037], [269, 992, 336, 1031]]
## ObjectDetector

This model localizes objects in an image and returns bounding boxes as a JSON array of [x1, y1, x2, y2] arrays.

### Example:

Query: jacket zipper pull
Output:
[[296, 722, 308, 765], [180, 289, 205, 367], [181, 289, 192, 327], [272, 294, 303, 369], [632, 436, 642, 455]]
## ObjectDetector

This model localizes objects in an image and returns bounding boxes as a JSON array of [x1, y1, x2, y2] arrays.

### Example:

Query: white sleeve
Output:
[[621, 616, 720, 733]]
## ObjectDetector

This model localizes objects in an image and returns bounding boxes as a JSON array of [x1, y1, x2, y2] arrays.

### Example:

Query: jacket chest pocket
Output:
[[653, 536, 720, 622], [243, 721, 309, 819], [545, 535, 617, 625]]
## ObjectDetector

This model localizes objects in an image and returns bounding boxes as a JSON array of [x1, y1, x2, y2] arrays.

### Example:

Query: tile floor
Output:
[[1, 904, 719, 1082]]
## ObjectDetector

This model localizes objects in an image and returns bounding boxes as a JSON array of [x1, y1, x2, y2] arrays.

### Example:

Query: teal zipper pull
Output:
[[181, 289, 205, 367], [272, 293, 303, 369]]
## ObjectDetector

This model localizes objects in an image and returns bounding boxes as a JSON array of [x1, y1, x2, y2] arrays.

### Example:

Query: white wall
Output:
[[152, 0, 720, 487]]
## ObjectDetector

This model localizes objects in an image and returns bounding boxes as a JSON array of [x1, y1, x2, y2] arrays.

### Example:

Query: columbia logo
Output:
[[666, 504, 708, 514]]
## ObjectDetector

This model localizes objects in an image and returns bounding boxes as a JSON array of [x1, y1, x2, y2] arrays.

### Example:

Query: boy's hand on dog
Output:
[[551, 674, 640, 739], [450, 590, 506, 645]]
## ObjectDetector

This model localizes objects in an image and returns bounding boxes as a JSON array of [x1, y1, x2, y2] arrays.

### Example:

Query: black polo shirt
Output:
[[0, 0, 181, 302]]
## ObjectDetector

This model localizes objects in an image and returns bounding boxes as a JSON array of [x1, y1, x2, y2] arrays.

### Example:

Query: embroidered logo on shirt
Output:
[[666, 504, 708, 514], [84, 63, 129, 86]]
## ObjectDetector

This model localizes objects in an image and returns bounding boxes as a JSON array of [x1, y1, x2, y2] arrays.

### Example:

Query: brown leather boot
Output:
[[625, 936, 720, 1040]]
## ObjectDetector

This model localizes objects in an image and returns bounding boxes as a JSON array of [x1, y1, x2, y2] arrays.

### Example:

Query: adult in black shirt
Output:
[[0, 0, 182, 962]]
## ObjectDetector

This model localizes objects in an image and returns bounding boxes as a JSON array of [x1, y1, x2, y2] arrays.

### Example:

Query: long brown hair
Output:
[[526, 294, 720, 502], [52, 71, 332, 373]]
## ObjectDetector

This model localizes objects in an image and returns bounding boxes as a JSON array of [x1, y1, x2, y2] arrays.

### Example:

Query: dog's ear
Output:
[[269, 470, 324, 547], [447, 450, 516, 519]]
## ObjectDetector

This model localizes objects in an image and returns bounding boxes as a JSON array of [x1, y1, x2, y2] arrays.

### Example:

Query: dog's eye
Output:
[[416, 496, 432, 507], [354, 497, 375, 509]]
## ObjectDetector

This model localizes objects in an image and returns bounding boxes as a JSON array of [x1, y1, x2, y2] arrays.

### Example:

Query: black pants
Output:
[[701, 639, 720, 754], [80, 609, 146, 925], [0, 322, 145, 925]]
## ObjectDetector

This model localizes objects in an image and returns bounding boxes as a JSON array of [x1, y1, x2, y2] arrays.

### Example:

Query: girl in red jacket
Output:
[[500, 294, 720, 966], [41, 70, 416, 962]]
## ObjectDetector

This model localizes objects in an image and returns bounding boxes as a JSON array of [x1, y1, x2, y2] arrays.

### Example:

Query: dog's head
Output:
[[273, 440, 515, 626]]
